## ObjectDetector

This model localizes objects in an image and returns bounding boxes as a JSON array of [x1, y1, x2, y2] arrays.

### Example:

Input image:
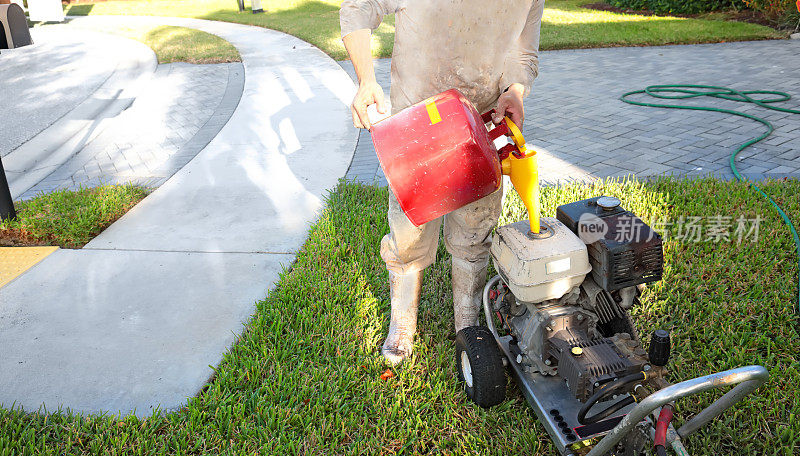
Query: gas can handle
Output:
[[482, 109, 527, 159], [504, 116, 527, 150]]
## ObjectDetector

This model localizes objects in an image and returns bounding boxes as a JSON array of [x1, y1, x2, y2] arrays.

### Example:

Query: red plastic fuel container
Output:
[[371, 89, 513, 226]]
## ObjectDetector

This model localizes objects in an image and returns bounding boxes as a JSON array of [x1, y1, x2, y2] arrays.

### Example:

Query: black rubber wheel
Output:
[[455, 326, 506, 408]]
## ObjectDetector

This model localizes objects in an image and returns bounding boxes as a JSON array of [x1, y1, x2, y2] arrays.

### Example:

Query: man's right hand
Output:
[[351, 80, 386, 130], [342, 29, 385, 130]]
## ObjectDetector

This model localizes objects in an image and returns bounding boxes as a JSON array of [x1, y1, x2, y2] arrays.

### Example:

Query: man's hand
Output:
[[351, 80, 386, 130], [492, 83, 525, 128], [343, 29, 385, 129]]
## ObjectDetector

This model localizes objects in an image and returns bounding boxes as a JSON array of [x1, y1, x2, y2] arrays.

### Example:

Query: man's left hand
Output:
[[492, 83, 525, 128]]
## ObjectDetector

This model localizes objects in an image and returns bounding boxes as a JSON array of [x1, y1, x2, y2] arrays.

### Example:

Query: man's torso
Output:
[[390, 0, 537, 113]]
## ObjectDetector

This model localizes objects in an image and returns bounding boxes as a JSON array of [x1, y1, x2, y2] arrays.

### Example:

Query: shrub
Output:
[[608, 0, 746, 14], [744, 0, 795, 16], [610, 0, 799, 27], [744, 0, 800, 25]]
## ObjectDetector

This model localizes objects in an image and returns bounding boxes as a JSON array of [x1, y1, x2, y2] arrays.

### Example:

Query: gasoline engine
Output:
[[371, 88, 768, 456], [489, 195, 662, 405]]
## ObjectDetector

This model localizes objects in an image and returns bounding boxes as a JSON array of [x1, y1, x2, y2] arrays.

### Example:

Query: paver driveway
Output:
[[342, 39, 800, 185]]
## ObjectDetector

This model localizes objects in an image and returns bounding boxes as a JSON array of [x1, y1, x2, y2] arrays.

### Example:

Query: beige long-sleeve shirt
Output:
[[340, 0, 545, 113]]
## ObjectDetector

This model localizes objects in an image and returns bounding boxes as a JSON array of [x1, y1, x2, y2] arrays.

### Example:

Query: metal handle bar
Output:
[[586, 365, 768, 456]]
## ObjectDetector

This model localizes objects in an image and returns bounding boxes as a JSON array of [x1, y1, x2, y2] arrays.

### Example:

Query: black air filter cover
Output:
[[557, 197, 664, 291]]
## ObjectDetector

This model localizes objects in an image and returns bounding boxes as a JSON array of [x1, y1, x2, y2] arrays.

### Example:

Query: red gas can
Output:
[[371, 89, 515, 226]]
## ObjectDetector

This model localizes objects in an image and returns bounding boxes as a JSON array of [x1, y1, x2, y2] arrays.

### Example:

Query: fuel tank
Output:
[[490, 217, 592, 303]]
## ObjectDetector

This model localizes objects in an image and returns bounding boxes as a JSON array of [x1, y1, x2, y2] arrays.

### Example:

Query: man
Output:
[[340, 0, 546, 365]]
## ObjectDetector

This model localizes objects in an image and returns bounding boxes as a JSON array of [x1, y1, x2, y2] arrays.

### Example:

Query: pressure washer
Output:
[[371, 85, 800, 454]]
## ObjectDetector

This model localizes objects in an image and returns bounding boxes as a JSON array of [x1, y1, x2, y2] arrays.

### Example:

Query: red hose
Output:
[[654, 404, 674, 450]]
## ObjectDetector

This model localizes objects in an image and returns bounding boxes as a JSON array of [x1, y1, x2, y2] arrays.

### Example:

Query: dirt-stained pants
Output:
[[380, 186, 504, 274]]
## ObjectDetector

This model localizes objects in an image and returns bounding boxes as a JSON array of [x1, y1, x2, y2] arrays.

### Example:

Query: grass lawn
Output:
[[61, 23, 241, 64], [0, 185, 149, 248], [63, 0, 785, 60], [1, 178, 797, 454]]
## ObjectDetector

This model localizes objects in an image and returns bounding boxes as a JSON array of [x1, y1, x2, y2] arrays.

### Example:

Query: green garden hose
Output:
[[620, 85, 800, 313]]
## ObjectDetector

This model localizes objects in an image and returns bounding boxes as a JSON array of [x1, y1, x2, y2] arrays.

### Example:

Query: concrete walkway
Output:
[[20, 59, 244, 198], [0, 27, 137, 158], [0, 17, 356, 417], [2, 27, 157, 197], [2, 23, 245, 200], [341, 39, 800, 185]]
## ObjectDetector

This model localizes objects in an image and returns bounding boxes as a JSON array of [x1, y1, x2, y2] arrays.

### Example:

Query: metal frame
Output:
[[482, 275, 769, 456], [483, 275, 635, 454], [586, 365, 767, 455], [493, 333, 636, 454]]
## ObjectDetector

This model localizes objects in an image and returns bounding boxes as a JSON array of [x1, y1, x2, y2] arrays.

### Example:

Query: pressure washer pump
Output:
[[371, 89, 768, 456]]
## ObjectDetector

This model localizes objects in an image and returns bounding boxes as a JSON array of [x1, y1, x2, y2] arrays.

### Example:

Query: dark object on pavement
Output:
[[0, 156, 16, 221], [0, 3, 32, 49]]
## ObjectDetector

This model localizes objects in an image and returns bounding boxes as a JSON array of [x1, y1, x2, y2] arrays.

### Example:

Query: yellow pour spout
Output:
[[500, 117, 540, 234]]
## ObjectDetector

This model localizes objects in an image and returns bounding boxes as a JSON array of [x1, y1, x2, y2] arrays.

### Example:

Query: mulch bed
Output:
[[0, 228, 55, 248]]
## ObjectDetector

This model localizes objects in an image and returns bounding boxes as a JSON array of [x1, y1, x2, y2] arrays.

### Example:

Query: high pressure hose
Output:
[[578, 371, 647, 424], [620, 85, 800, 316], [653, 404, 674, 456]]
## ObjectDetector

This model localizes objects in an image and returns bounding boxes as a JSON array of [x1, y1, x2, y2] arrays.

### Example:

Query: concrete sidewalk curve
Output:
[[0, 16, 357, 417], [3, 27, 158, 199]]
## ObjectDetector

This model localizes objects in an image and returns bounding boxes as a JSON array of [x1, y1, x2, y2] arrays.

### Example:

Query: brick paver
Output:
[[21, 62, 243, 199], [340, 39, 800, 186]]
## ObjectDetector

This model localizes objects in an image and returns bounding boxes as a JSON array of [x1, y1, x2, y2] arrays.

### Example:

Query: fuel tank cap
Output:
[[597, 196, 621, 211]]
